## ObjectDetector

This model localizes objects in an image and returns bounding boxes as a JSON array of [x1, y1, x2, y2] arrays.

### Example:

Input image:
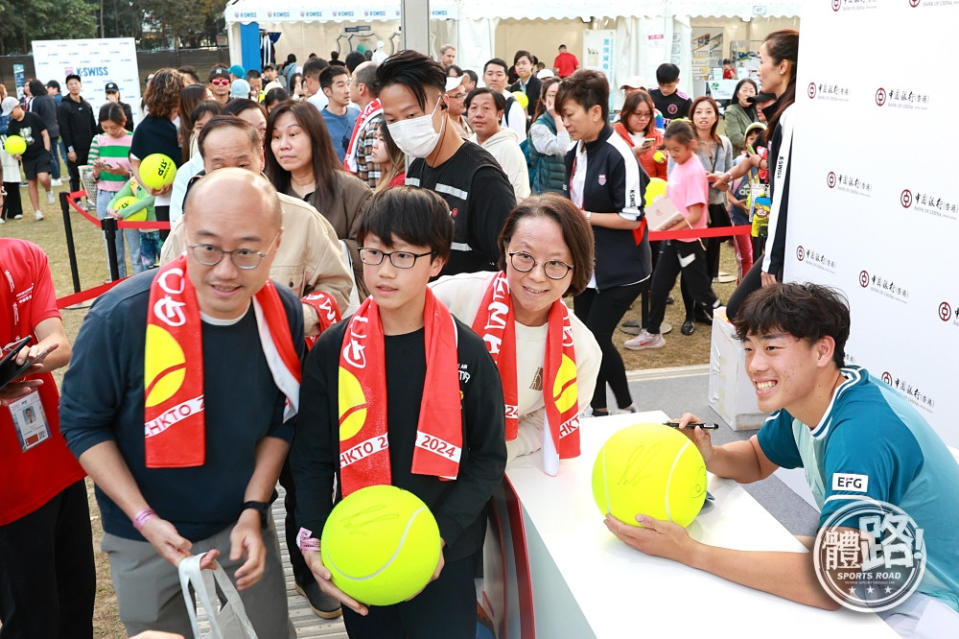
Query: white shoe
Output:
[[13, 214, 22, 220], [623, 329, 665, 350], [34, 210, 44, 221], [47, 190, 55, 204], [0, 217, 5, 224], [51, 178, 62, 187]]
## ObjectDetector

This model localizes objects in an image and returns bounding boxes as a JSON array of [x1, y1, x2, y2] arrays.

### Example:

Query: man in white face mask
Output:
[[377, 50, 517, 275]]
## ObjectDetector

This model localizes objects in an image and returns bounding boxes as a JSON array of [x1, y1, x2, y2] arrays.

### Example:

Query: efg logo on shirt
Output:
[[832, 472, 868, 492]]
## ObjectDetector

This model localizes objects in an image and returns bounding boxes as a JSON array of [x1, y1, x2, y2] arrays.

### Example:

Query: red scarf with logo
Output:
[[143, 254, 301, 468], [471, 272, 580, 471], [301, 290, 341, 350], [337, 289, 461, 496]]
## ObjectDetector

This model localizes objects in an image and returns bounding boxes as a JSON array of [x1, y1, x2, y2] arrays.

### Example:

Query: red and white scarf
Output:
[[471, 272, 580, 474], [343, 98, 383, 173], [337, 289, 461, 496], [143, 254, 301, 468], [300, 289, 341, 350]]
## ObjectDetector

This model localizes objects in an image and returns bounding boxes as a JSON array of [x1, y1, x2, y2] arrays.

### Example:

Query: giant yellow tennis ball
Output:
[[113, 195, 147, 221], [511, 90, 529, 110], [139, 153, 177, 190], [321, 485, 442, 606], [592, 423, 706, 528], [644, 177, 667, 208], [552, 353, 578, 413], [3, 135, 26, 155], [144, 324, 187, 407], [338, 367, 368, 441]]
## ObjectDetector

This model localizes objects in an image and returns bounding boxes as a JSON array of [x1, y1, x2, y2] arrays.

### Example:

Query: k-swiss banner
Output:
[[143, 255, 301, 468], [337, 290, 462, 495]]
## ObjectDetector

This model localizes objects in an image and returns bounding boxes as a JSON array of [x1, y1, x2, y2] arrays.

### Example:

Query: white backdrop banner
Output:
[[786, 2, 957, 447], [32, 38, 142, 127]]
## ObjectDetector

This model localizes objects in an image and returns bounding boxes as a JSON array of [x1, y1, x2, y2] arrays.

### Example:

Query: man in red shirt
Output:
[[553, 44, 580, 78], [0, 238, 94, 638]]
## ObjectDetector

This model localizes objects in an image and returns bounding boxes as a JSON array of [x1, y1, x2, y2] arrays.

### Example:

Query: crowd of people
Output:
[[2, 27, 958, 639]]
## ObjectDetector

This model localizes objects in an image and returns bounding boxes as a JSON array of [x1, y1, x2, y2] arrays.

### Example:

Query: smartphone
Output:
[[643, 137, 657, 145]]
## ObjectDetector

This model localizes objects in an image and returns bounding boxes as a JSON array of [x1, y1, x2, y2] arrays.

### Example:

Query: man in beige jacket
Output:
[[160, 116, 353, 337]]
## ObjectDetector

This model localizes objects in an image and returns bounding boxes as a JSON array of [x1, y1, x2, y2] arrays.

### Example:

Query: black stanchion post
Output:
[[59, 192, 82, 293], [101, 216, 121, 281]]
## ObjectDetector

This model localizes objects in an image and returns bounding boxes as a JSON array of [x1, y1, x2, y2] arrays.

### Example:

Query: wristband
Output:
[[132, 507, 156, 532], [296, 526, 321, 552]]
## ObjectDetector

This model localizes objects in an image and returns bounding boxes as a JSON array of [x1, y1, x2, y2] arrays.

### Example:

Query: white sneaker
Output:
[[34, 210, 44, 221], [47, 190, 55, 204], [623, 329, 665, 350], [0, 217, 5, 224], [51, 178, 62, 187], [13, 214, 22, 220]]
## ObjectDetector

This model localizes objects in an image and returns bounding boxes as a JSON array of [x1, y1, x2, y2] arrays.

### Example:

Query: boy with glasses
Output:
[[292, 186, 506, 639]]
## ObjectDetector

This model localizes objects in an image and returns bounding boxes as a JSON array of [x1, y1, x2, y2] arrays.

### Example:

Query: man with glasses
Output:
[[445, 75, 472, 138], [208, 67, 231, 105], [60, 169, 300, 638]]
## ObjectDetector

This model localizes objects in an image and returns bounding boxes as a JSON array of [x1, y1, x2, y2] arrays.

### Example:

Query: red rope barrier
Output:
[[649, 224, 752, 241], [56, 277, 127, 309], [65, 191, 171, 231]]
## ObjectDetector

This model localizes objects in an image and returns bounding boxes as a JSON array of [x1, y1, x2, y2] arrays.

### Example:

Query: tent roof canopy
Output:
[[224, 0, 800, 25]]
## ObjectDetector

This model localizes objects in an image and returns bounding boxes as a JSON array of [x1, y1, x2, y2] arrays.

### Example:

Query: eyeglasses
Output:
[[211, 78, 230, 86], [632, 111, 652, 119], [187, 233, 278, 270], [447, 92, 467, 100], [508, 251, 573, 280], [359, 247, 433, 269]]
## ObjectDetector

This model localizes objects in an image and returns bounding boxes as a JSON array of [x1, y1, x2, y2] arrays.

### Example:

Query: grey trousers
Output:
[[101, 515, 295, 638]]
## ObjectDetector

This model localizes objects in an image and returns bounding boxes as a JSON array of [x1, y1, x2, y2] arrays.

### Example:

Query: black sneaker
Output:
[[296, 580, 343, 619], [681, 319, 695, 335]]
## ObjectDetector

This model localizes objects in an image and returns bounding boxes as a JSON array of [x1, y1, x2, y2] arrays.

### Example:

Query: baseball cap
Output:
[[1, 97, 19, 116], [209, 67, 230, 82], [445, 76, 466, 93], [105, 82, 119, 93], [229, 64, 245, 77], [230, 79, 251, 99], [535, 69, 555, 80], [620, 75, 647, 90]]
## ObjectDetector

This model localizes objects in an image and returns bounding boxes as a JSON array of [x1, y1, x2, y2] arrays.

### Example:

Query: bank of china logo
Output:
[[831, 0, 842, 10], [939, 301, 952, 322], [900, 189, 913, 208], [807, 82, 817, 99], [814, 500, 926, 612], [796, 245, 805, 261], [859, 270, 869, 288], [826, 172, 836, 188], [881, 371, 893, 385], [875, 88, 887, 107]]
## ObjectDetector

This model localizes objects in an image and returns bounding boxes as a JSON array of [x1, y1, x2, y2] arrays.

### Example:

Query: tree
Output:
[[145, 0, 223, 50], [0, 0, 98, 54]]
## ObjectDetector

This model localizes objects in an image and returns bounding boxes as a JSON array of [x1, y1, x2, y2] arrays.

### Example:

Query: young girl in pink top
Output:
[[624, 120, 719, 350]]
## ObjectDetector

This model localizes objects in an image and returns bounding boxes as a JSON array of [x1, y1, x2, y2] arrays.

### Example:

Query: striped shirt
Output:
[[89, 132, 133, 191]]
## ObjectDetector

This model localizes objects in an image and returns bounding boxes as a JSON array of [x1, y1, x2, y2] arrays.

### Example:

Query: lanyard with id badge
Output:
[[1, 337, 55, 451]]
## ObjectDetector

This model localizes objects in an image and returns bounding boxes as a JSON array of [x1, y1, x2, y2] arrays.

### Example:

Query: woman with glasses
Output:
[[613, 89, 666, 181], [432, 194, 601, 466], [265, 100, 372, 294]]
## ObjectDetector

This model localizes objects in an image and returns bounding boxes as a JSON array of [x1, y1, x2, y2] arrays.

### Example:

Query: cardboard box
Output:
[[708, 307, 767, 430]]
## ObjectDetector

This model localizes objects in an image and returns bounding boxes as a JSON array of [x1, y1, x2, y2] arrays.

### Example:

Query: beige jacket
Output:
[[160, 192, 353, 335]]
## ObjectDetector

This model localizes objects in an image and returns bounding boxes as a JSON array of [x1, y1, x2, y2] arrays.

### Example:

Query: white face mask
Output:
[[387, 96, 444, 159]]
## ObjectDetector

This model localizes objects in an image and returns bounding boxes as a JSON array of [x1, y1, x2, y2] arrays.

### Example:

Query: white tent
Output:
[[225, 0, 800, 101]]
